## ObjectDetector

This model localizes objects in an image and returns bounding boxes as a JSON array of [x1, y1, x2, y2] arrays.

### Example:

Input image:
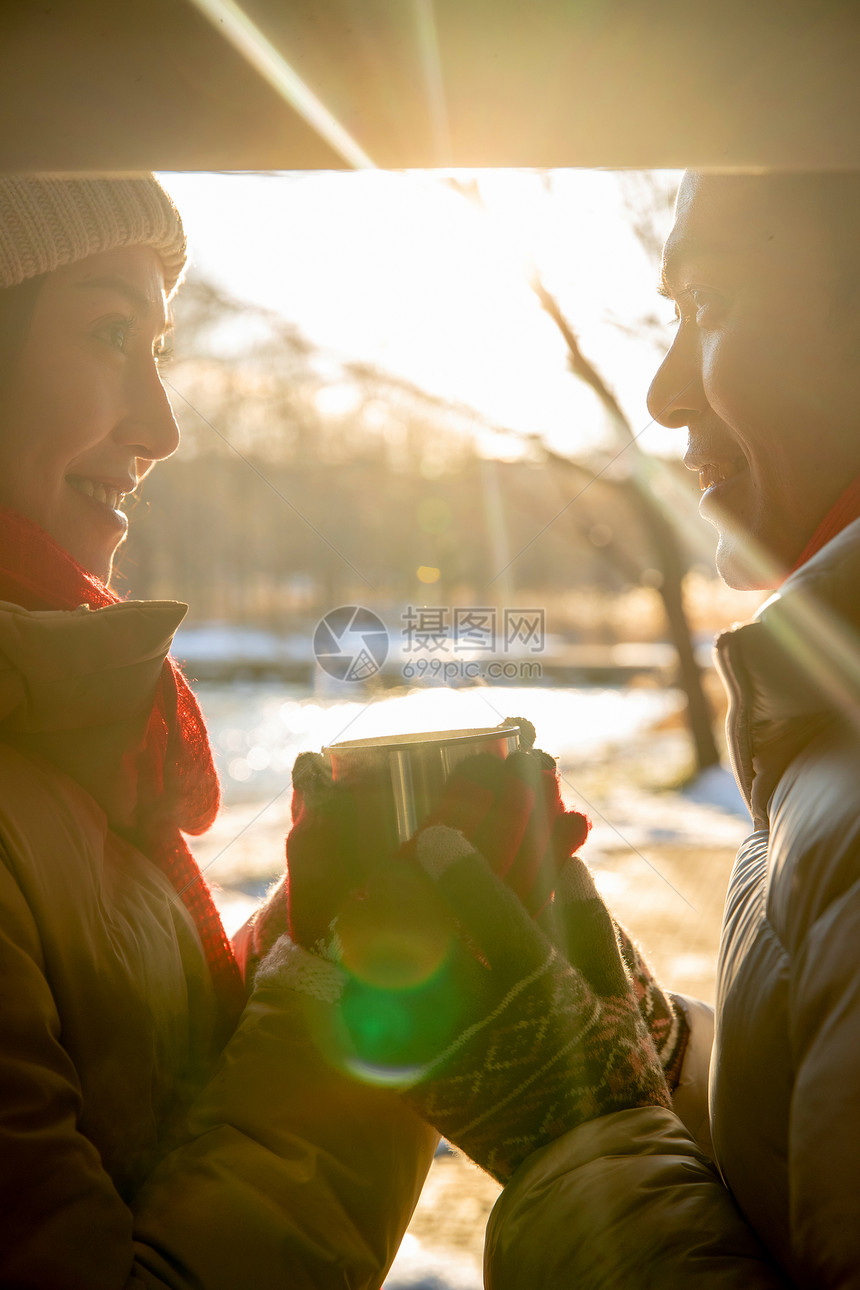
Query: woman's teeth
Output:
[[68, 476, 124, 510]]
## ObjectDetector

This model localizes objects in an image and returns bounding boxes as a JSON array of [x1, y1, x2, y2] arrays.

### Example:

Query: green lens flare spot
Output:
[[336, 969, 464, 1085]]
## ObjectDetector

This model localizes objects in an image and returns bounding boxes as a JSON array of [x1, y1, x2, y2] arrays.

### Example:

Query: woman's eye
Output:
[[96, 316, 137, 353], [154, 336, 174, 365]]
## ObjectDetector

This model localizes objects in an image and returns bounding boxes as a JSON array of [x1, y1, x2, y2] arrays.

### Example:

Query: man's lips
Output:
[[684, 454, 748, 492]]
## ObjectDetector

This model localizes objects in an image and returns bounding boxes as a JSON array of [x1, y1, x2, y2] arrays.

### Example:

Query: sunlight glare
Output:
[[161, 169, 683, 461]]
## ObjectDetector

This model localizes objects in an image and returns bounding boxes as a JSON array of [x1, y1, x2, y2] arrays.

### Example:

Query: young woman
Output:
[[0, 174, 436, 1289]]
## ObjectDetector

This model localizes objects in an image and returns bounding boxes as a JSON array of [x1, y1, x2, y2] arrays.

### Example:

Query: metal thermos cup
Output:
[[322, 723, 521, 847]]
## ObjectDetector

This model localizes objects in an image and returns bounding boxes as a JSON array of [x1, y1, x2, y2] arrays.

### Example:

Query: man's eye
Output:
[[686, 288, 726, 323]]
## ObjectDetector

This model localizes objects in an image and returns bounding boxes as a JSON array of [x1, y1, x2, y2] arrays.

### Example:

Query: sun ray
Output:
[[413, 0, 452, 165], [187, 0, 377, 170]]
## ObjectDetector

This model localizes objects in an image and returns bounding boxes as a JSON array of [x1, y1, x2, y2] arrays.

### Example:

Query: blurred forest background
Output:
[[115, 171, 761, 769]]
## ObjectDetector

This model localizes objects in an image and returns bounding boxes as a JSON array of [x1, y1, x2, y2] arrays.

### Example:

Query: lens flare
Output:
[[338, 965, 465, 1086], [315, 862, 467, 1086], [335, 866, 452, 989]]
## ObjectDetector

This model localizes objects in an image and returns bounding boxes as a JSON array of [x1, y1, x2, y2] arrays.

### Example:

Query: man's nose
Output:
[[646, 329, 707, 429], [118, 362, 180, 463]]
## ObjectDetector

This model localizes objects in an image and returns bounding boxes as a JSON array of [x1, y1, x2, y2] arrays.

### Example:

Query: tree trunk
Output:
[[625, 481, 720, 770], [531, 277, 720, 773]]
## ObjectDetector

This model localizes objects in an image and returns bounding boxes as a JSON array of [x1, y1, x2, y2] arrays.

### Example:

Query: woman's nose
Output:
[[646, 330, 707, 429], [118, 361, 180, 463]]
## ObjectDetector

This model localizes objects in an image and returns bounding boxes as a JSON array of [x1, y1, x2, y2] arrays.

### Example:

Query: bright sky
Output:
[[159, 169, 682, 460]]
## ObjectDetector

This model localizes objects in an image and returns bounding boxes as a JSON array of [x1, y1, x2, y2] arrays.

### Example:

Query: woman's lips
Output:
[[67, 475, 128, 511], [66, 474, 130, 534]]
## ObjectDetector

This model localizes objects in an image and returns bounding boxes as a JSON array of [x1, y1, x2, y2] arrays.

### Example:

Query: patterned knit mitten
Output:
[[426, 746, 689, 1085], [396, 827, 671, 1183], [539, 855, 690, 1090]]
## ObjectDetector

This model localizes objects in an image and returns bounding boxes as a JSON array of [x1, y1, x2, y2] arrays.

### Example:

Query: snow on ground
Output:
[[383, 1235, 483, 1290], [683, 763, 749, 817]]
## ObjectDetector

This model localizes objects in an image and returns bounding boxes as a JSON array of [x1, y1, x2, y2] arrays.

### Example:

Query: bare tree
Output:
[[531, 279, 719, 771]]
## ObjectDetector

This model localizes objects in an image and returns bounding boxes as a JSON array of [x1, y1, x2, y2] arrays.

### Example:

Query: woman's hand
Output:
[[234, 750, 395, 972], [284, 750, 378, 952], [259, 743, 688, 1089]]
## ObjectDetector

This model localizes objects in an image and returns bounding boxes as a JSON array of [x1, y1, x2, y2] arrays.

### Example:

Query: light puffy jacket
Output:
[[0, 597, 436, 1289], [485, 520, 860, 1288]]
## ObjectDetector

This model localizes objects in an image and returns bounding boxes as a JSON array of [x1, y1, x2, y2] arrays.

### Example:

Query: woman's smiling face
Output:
[[0, 245, 179, 582], [647, 172, 860, 590]]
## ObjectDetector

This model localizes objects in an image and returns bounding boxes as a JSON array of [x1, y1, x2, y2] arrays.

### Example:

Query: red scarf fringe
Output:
[[0, 508, 245, 1032]]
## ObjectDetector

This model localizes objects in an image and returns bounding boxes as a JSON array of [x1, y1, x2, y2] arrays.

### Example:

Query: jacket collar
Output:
[[0, 598, 188, 827], [715, 518, 860, 826]]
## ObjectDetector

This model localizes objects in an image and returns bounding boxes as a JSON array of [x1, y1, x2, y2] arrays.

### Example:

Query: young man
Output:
[[477, 171, 860, 1287]]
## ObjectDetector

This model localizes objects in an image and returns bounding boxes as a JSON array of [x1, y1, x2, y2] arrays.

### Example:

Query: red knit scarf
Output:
[[0, 507, 245, 1032], [789, 474, 860, 576]]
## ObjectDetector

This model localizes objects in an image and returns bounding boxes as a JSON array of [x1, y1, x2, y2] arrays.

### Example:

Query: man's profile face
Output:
[[648, 172, 860, 590]]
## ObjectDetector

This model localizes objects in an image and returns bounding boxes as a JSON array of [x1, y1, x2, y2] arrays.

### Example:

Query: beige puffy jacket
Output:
[[0, 597, 436, 1289], [486, 522, 860, 1288]]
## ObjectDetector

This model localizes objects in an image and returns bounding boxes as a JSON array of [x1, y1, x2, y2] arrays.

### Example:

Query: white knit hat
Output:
[[0, 174, 187, 296]]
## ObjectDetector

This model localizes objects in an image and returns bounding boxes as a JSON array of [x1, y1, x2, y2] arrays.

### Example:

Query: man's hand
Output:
[[539, 854, 690, 1089], [250, 744, 688, 1095], [308, 826, 671, 1183], [422, 744, 590, 913], [422, 743, 689, 1086]]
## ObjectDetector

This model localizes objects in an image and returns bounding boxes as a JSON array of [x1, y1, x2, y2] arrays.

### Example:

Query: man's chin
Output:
[[714, 534, 783, 592]]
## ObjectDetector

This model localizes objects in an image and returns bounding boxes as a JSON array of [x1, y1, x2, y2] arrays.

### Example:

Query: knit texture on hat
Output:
[[0, 175, 186, 295]]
